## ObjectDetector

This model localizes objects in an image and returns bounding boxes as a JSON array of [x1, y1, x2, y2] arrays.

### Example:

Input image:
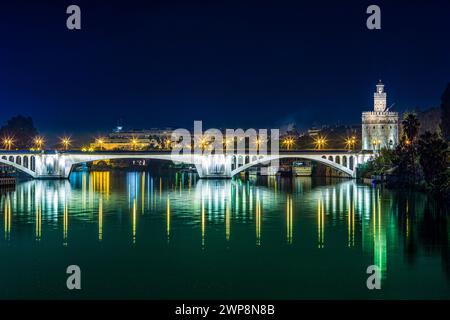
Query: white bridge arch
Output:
[[230, 153, 358, 177], [0, 151, 372, 179]]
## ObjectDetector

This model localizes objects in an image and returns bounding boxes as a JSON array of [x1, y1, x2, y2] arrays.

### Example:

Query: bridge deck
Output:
[[0, 149, 371, 155]]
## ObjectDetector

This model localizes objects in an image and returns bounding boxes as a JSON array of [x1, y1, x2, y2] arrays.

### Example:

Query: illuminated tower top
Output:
[[374, 80, 387, 112]]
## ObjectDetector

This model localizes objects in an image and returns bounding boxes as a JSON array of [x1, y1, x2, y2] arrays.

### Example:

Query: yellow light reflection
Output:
[[4, 195, 11, 240], [347, 195, 355, 248], [35, 203, 41, 241], [286, 195, 293, 244], [317, 197, 324, 248], [256, 192, 261, 246], [166, 195, 170, 242], [99, 195, 103, 241]]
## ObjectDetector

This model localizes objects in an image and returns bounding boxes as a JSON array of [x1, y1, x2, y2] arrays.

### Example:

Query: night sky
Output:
[[1, 0, 449, 141]]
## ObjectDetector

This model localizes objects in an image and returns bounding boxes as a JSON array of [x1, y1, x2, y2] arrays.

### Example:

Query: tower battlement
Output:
[[361, 81, 399, 151]]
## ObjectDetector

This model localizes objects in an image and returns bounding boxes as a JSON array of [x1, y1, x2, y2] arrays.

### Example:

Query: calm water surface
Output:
[[0, 171, 449, 299]]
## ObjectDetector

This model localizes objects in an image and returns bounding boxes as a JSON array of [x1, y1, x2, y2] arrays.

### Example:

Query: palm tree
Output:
[[402, 113, 420, 143]]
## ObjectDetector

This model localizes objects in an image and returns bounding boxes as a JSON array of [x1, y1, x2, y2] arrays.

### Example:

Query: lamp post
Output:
[[34, 137, 44, 150], [314, 136, 326, 150], [283, 137, 294, 150], [130, 138, 138, 151], [345, 136, 357, 150], [2, 137, 13, 150], [60, 137, 71, 151], [96, 138, 104, 151]]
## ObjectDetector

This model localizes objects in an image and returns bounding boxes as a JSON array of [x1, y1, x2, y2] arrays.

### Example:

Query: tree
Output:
[[417, 131, 449, 192], [402, 112, 420, 142], [390, 113, 422, 186], [0, 115, 39, 149], [440, 83, 450, 141]]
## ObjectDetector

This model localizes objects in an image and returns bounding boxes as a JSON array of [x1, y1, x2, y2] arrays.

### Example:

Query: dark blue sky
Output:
[[1, 0, 449, 139]]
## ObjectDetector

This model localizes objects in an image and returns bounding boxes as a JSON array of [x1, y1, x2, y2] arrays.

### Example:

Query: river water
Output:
[[0, 171, 449, 299]]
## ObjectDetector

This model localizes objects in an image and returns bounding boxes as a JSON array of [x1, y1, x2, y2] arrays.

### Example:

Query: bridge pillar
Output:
[[34, 153, 72, 179], [195, 154, 233, 178]]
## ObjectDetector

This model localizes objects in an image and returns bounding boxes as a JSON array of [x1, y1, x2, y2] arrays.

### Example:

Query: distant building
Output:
[[90, 128, 174, 150], [307, 127, 321, 137], [362, 81, 399, 151]]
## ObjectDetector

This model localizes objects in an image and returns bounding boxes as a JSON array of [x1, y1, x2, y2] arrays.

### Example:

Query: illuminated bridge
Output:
[[0, 150, 372, 179]]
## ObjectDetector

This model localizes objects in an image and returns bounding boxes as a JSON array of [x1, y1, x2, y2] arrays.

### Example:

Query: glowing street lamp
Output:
[[199, 137, 208, 151], [255, 137, 262, 152], [96, 138, 105, 150], [2, 137, 13, 150], [130, 138, 139, 150], [282, 137, 295, 150], [34, 136, 44, 150], [345, 136, 357, 150], [164, 138, 171, 150], [314, 136, 326, 150], [372, 139, 381, 150], [224, 137, 233, 149], [60, 137, 71, 150]]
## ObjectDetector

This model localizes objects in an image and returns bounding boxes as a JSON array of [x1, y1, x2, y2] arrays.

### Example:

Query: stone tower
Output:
[[362, 80, 399, 151]]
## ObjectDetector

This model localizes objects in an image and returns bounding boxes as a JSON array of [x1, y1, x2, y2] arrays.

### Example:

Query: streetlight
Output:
[[345, 136, 356, 150], [199, 137, 208, 151], [282, 137, 294, 150], [34, 136, 44, 150], [372, 139, 381, 151], [314, 136, 326, 150], [96, 138, 105, 150], [60, 136, 71, 150], [2, 137, 13, 150], [164, 138, 171, 150], [130, 138, 138, 150], [254, 137, 263, 152]]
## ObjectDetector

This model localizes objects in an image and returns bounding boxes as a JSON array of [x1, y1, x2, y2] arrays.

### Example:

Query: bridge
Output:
[[0, 150, 372, 179]]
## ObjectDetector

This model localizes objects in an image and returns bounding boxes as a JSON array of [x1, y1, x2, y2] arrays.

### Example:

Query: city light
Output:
[[34, 136, 44, 150], [255, 137, 262, 151], [198, 137, 209, 151], [96, 138, 105, 150], [2, 137, 14, 150], [130, 138, 139, 150], [372, 139, 381, 146], [60, 136, 72, 150], [282, 137, 295, 150], [224, 137, 233, 149], [164, 138, 171, 149], [314, 136, 327, 150], [345, 136, 357, 150]]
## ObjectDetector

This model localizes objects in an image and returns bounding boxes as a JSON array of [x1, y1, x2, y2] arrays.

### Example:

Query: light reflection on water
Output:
[[0, 171, 449, 299]]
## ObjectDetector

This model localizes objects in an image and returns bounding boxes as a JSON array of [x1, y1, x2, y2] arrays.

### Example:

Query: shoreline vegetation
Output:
[[359, 83, 450, 202], [358, 113, 449, 201]]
